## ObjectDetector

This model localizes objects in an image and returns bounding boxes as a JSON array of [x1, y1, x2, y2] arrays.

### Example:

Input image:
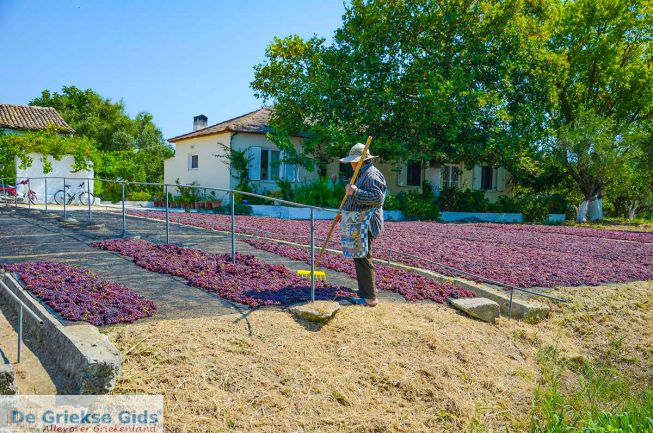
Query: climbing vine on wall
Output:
[[0, 125, 97, 179]]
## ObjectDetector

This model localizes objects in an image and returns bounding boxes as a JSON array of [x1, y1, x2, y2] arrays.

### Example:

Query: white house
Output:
[[165, 108, 314, 202], [165, 107, 513, 202], [0, 103, 93, 202]]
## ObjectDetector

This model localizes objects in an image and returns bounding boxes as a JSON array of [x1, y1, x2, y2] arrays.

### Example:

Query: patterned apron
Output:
[[340, 208, 375, 258]]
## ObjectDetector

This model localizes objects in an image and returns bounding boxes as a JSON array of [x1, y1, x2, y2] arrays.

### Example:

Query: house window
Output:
[[248, 147, 297, 182], [406, 161, 421, 186], [441, 164, 460, 188], [481, 166, 494, 190], [189, 154, 198, 170], [260, 149, 280, 181]]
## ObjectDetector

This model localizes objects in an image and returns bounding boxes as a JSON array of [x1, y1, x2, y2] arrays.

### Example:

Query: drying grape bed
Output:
[[2, 261, 156, 325], [91, 238, 473, 305], [91, 238, 354, 307], [244, 239, 475, 303], [126, 211, 653, 288]]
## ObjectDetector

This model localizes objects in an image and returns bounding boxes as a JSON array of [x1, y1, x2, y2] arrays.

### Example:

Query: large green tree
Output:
[[31, 86, 168, 152], [546, 0, 653, 221], [253, 0, 653, 221], [30, 86, 173, 189], [252, 0, 559, 176]]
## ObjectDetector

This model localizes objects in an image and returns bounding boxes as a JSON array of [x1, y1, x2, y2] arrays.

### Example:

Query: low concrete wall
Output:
[[0, 273, 123, 394], [440, 212, 523, 223], [384, 262, 550, 323], [248, 206, 566, 223], [0, 350, 17, 395], [250, 204, 336, 220]]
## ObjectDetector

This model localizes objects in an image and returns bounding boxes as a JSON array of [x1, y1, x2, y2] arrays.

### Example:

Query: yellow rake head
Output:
[[297, 269, 327, 281]]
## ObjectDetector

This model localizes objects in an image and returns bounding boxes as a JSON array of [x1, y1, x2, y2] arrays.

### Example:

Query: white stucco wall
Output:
[[164, 132, 232, 201], [164, 132, 321, 202], [164, 130, 515, 204], [230, 132, 319, 192], [15, 153, 94, 203]]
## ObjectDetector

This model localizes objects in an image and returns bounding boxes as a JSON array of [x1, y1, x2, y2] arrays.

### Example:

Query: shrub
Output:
[[274, 178, 345, 208], [395, 182, 440, 220], [383, 194, 401, 210], [213, 202, 253, 216], [174, 179, 199, 207], [126, 191, 152, 201], [488, 195, 521, 213], [438, 186, 490, 212]]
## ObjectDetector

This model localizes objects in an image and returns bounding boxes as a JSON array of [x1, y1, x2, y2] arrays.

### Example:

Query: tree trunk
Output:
[[588, 197, 603, 221], [577, 199, 590, 223], [627, 204, 637, 220]]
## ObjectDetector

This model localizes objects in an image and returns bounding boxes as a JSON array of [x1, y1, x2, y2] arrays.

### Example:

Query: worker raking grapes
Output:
[[338, 142, 387, 307]]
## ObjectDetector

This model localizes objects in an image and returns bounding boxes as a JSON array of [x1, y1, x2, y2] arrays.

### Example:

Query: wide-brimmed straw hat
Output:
[[339, 142, 378, 163]]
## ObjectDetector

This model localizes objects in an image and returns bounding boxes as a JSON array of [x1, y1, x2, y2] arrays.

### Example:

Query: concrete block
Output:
[[450, 297, 500, 323], [58, 217, 79, 224], [289, 301, 340, 323], [378, 260, 550, 323], [86, 224, 106, 231]]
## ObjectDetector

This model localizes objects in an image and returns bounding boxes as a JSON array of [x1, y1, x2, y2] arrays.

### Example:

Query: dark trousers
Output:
[[353, 235, 376, 300]]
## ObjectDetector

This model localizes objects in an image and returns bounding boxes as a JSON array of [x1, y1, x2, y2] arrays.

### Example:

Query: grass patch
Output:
[[529, 347, 653, 432]]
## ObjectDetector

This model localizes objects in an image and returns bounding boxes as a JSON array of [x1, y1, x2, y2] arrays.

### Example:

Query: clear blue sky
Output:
[[0, 0, 345, 141]]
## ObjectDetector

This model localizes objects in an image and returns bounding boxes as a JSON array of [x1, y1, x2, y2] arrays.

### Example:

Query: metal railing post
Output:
[[164, 185, 169, 243], [310, 208, 315, 302], [44, 178, 48, 213], [122, 181, 126, 235], [387, 249, 391, 265], [87, 178, 92, 223], [27, 179, 31, 211], [1, 178, 5, 208], [1, 275, 44, 364], [17, 305, 23, 363], [230, 191, 236, 264], [63, 176, 67, 217]]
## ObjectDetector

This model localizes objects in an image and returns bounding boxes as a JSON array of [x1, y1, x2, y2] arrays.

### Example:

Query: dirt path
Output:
[[0, 308, 56, 394]]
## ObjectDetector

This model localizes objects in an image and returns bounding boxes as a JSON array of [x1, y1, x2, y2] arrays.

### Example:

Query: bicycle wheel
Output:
[[29, 192, 37, 205], [79, 192, 95, 206], [53, 190, 66, 205]]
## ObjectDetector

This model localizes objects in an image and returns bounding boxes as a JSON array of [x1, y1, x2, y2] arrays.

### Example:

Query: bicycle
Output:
[[53, 182, 96, 206], [17, 179, 37, 204]]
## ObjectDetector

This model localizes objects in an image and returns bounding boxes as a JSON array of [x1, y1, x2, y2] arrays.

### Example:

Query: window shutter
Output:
[[279, 151, 286, 180], [397, 163, 407, 187], [473, 165, 482, 190], [248, 147, 261, 181], [286, 163, 297, 182], [496, 167, 505, 192]]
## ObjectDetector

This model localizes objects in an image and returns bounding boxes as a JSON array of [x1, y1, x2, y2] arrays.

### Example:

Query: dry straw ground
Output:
[[106, 281, 652, 433]]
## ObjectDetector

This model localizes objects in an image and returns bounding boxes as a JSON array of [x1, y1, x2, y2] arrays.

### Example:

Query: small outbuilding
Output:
[[0, 103, 93, 202]]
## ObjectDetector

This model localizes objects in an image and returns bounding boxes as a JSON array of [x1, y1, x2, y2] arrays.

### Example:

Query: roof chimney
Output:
[[193, 114, 208, 131]]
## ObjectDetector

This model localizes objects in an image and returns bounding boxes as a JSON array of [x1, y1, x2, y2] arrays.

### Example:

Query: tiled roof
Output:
[[0, 103, 75, 133], [168, 107, 276, 143]]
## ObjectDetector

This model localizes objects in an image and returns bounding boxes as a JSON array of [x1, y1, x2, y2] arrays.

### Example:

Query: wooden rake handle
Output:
[[315, 135, 373, 267]]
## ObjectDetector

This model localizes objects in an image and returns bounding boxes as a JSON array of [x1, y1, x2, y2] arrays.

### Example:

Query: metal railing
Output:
[[2, 175, 334, 303], [1, 175, 567, 311], [0, 274, 44, 363]]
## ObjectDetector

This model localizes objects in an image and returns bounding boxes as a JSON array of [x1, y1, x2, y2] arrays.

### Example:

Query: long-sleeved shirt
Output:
[[342, 162, 387, 238]]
